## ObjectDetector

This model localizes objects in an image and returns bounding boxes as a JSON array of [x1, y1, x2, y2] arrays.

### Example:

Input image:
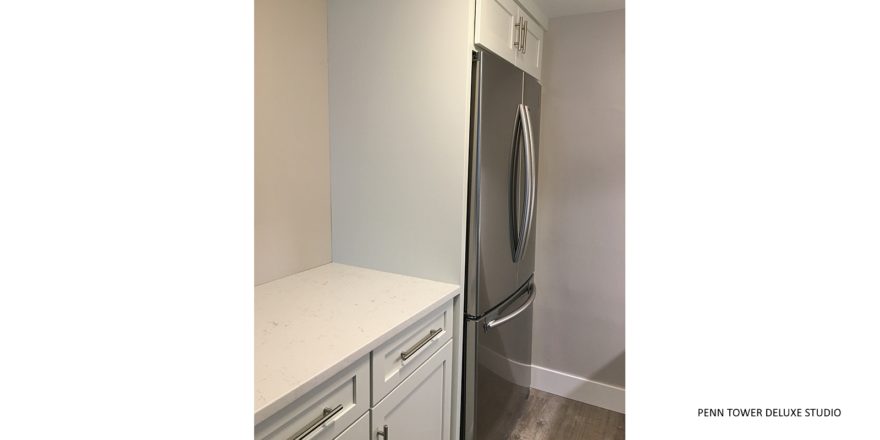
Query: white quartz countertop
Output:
[[254, 263, 460, 424]]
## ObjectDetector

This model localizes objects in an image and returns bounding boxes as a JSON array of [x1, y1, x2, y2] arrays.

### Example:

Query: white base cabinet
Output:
[[373, 341, 453, 440], [256, 299, 456, 440]]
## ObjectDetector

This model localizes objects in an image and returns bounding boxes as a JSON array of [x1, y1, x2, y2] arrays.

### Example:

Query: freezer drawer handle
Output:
[[400, 328, 444, 364], [290, 404, 343, 440], [486, 285, 536, 330]]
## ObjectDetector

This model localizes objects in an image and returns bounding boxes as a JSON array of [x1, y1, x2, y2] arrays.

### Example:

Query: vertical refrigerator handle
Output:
[[512, 104, 535, 262], [509, 105, 523, 261], [522, 104, 536, 256]]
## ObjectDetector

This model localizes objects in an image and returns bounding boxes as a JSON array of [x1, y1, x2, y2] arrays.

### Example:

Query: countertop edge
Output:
[[254, 286, 461, 425]]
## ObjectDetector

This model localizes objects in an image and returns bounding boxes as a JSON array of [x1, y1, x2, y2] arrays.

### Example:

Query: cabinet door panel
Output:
[[334, 411, 370, 440], [475, 0, 519, 65], [372, 341, 452, 440], [517, 13, 544, 80]]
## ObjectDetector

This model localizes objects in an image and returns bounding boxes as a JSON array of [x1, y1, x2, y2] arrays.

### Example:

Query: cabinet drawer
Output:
[[372, 300, 453, 404], [255, 355, 369, 440], [334, 410, 369, 440]]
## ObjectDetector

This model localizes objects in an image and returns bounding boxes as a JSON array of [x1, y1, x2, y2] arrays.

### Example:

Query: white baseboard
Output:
[[478, 347, 625, 414], [530, 364, 625, 414]]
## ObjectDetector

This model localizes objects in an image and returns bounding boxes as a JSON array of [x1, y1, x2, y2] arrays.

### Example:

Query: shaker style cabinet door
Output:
[[476, 0, 545, 81], [516, 10, 544, 80], [475, 0, 520, 65], [372, 341, 453, 440], [333, 411, 370, 440]]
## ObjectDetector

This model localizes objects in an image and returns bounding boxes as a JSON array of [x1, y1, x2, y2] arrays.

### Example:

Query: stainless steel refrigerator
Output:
[[462, 49, 541, 440]]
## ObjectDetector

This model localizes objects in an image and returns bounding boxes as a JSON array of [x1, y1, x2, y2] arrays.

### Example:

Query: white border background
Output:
[[2, 0, 879, 438], [1, 0, 253, 437], [628, 0, 880, 438]]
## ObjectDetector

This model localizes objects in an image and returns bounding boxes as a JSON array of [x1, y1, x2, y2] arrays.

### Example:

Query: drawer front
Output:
[[372, 300, 453, 404], [256, 355, 369, 440], [334, 410, 369, 440]]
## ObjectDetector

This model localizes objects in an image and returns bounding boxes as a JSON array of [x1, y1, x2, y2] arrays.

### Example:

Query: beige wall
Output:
[[533, 9, 625, 387], [255, 0, 331, 285]]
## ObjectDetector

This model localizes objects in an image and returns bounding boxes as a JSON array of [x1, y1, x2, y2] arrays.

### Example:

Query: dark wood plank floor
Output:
[[508, 388, 625, 440]]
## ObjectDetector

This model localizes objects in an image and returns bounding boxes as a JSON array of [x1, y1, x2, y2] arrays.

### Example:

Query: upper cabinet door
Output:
[[476, 0, 546, 81], [475, 0, 520, 65], [516, 10, 544, 80]]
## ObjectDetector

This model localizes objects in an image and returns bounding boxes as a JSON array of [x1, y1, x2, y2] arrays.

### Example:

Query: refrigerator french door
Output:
[[462, 49, 541, 440]]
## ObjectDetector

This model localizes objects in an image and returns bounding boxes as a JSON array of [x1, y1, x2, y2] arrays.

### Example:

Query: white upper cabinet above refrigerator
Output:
[[516, 8, 544, 80], [475, 0, 547, 80], [474, 0, 520, 65]]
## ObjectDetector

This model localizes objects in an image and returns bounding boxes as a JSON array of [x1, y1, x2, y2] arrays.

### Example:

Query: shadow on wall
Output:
[[532, 6, 625, 399], [591, 351, 625, 388]]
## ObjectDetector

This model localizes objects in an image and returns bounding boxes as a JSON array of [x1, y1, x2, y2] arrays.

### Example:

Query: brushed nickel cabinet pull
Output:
[[514, 16, 523, 50], [400, 328, 443, 363], [290, 404, 343, 440], [522, 20, 528, 53], [377, 424, 389, 439]]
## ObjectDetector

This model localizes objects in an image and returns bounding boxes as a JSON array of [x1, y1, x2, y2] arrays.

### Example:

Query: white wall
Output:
[[327, 0, 473, 285], [533, 8, 625, 391], [254, 0, 331, 285]]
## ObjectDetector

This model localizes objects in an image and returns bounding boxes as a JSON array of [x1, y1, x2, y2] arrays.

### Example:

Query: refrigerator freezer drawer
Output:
[[463, 279, 535, 440], [371, 299, 454, 405]]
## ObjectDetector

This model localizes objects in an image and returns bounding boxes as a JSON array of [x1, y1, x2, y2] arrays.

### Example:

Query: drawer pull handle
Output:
[[400, 328, 444, 364], [513, 16, 522, 50], [290, 404, 343, 440], [377, 424, 389, 439]]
